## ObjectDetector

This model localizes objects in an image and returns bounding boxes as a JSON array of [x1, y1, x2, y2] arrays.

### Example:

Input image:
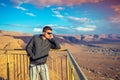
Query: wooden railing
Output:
[[0, 49, 29, 80], [0, 49, 87, 80]]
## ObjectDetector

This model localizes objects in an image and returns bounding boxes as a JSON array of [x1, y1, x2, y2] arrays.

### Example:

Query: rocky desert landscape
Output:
[[0, 30, 120, 80]]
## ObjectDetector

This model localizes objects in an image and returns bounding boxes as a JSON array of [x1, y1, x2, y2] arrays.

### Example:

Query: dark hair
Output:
[[42, 26, 52, 32]]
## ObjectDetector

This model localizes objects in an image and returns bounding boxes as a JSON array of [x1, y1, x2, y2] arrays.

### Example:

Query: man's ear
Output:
[[42, 31, 45, 34], [42, 32, 45, 36]]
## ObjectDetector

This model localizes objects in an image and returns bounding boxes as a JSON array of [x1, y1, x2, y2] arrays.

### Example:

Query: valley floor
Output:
[[61, 43, 120, 80]]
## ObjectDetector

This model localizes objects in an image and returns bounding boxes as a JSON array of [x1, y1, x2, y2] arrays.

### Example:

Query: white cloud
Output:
[[52, 10, 63, 18], [52, 10, 59, 14], [15, 5, 36, 17], [45, 24, 69, 30], [55, 26, 69, 29], [110, 15, 120, 24], [56, 7, 64, 10], [57, 26, 67, 29], [11, 0, 29, 6], [53, 14, 64, 18], [109, 5, 120, 24], [33, 28, 42, 32], [15, 6, 27, 11], [75, 25, 96, 32], [51, 7, 64, 18], [67, 16, 90, 23], [67, 16, 96, 32], [0, 3, 7, 7], [26, 12, 36, 17]]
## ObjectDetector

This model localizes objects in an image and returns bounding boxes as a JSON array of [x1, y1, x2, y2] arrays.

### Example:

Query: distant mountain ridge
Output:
[[0, 30, 120, 47], [57, 34, 120, 44], [0, 30, 31, 36]]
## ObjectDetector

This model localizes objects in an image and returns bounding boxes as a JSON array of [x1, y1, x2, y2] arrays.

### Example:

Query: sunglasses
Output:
[[47, 32, 52, 35]]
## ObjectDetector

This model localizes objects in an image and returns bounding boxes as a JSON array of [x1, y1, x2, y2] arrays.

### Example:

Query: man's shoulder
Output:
[[33, 34, 39, 37], [32, 34, 42, 39]]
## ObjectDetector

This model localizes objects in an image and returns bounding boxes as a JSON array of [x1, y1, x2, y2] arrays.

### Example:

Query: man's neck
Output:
[[42, 35, 47, 40]]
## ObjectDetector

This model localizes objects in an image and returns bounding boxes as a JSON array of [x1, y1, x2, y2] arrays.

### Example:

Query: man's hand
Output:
[[49, 34, 53, 39]]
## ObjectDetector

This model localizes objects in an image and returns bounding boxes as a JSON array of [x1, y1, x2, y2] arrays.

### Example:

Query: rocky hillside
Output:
[[0, 30, 120, 49], [0, 30, 31, 49], [57, 34, 120, 44]]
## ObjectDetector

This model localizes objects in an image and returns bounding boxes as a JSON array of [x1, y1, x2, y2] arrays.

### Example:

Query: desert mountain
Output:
[[0, 30, 120, 49], [0, 30, 32, 49], [0, 30, 31, 36], [57, 34, 120, 44]]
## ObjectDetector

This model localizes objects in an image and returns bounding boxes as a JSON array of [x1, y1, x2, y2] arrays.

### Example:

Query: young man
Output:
[[26, 26, 61, 80]]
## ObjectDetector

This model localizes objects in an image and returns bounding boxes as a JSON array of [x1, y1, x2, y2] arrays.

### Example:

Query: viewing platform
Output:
[[0, 49, 87, 80]]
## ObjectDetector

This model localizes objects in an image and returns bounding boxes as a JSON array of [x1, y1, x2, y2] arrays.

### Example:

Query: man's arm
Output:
[[48, 38, 61, 49], [26, 37, 34, 57]]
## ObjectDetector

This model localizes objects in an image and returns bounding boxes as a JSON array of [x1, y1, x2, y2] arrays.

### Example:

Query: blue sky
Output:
[[0, 0, 120, 34]]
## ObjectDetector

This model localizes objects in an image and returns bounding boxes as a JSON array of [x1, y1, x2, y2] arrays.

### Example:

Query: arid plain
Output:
[[0, 30, 120, 80]]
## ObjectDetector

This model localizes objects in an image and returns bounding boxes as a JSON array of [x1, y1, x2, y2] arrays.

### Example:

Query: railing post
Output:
[[71, 67, 75, 80], [7, 63, 9, 80]]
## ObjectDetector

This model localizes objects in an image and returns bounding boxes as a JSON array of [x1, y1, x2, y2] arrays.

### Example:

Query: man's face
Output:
[[43, 30, 53, 39]]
